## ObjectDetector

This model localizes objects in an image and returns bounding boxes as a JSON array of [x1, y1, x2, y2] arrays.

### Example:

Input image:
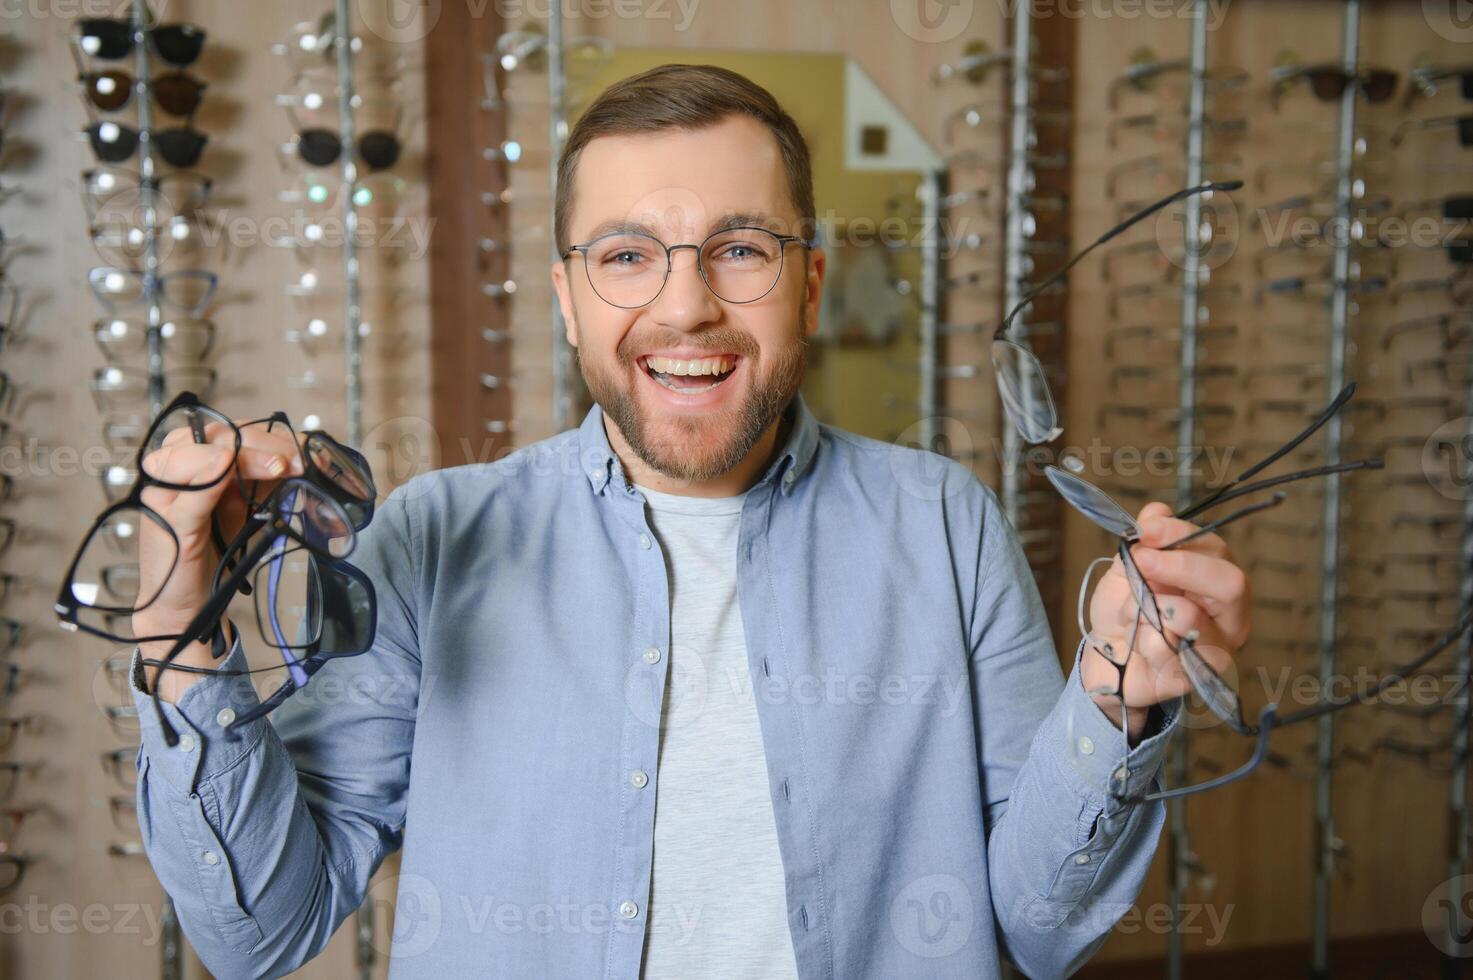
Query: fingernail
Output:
[[265, 455, 285, 477]]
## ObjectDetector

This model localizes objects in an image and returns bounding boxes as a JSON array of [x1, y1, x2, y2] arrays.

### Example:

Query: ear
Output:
[[802, 246, 826, 338], [550, 257, 579, 348]]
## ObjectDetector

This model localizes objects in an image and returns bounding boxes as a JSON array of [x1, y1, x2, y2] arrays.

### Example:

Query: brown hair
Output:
[[554, 63, 815, 255]]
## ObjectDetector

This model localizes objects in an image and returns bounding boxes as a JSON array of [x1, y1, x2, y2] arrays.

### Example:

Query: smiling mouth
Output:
[[639, 355, 740, 394]]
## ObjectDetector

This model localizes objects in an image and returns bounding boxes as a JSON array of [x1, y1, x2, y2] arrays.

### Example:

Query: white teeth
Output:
[[646, 355, 734, 376]]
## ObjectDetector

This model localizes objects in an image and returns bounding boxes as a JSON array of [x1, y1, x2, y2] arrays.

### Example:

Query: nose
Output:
[[647, 243, 721, 331]]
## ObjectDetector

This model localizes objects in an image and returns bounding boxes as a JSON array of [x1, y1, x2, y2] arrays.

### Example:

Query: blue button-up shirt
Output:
[[129, 392, 1179, 980]]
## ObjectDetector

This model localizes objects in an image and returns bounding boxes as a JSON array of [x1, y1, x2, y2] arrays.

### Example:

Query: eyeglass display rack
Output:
[[1309, 4, 1360, 976], [106, 1, 185, 974], [933, 20, 1074, 627], [272, 2, 381, 971], [1076, 1, 1473, 971], [1002, 15, 1072, 620], [1167, 6, 1218, 978], [478, 23, 613, 445]]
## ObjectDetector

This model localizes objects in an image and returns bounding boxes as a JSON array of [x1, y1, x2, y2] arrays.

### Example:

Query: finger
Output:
[[1129, 547, 1250, 645], [158, 417, 236, 450], [1150, 593, 1234, 651], [238, 424, 306, 464], [1136, 511, 1229, 558]]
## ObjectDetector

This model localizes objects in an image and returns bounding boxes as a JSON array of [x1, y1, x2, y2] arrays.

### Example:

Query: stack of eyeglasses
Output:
[[72, 11, 224, 505], [55, 391, 380, 748], [478, 26, 613, 442], [271, 10, 426, 435], [1051, 381, 1473, 805]]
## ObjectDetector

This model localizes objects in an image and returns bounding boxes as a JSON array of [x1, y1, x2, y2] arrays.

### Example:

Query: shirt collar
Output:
[[577, 391, 819, 498]]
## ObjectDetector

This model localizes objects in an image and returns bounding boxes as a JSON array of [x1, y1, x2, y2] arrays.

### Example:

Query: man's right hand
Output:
[[133, 419, 305, 703]]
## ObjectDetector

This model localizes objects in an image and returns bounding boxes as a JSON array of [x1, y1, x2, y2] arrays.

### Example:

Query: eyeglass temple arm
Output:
[[993, 180, 1243, 341], [1277, 605, 1473, 730], [1136, 705, 1279, 803], [1177, 381, 1357, 521], [1160, 492, 1287, 550], [1180, 458, 1383, 523]]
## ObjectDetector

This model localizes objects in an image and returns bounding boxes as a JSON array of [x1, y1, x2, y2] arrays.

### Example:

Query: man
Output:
[[130, 64, 1251, 979]]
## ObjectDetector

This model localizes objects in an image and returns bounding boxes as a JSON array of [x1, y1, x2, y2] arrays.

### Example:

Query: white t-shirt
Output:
[[634, 481, 801, 980]]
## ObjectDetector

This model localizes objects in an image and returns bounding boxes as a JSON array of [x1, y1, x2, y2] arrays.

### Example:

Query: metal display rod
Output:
[[1443, 304, 1473, 978], [331, 8, 375, 975], [918, 170, 941, 450], [131, 1, 178, 975], [336, 0, 363, 450], [1166, 5, 1210, 979], [1000, 1, 1033, 530], [1311, 0, 1360, 976], [548, 2, 568, 432]]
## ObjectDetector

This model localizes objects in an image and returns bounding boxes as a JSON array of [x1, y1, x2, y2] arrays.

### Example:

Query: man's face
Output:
[[551, 114, 825, 486]]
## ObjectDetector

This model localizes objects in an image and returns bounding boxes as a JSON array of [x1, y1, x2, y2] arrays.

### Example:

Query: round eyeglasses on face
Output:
[[561, 226, 817, 309]]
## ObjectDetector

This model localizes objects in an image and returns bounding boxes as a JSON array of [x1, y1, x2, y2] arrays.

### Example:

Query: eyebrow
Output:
[[579, 210, 787, 242]]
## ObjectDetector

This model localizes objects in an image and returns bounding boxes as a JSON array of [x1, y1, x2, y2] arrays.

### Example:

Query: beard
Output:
[[576, 301, 809, 486]]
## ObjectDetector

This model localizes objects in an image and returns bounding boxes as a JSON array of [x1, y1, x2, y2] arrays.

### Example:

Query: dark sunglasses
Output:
[[1271, 64, 1397, 107], [294, 128, 401, 171], [84, 122, 207, 169], [75, 19, 205, 67], [79, 69, 206, 117]]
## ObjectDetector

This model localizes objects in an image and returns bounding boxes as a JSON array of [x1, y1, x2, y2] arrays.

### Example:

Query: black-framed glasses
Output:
[[56, 391, 244, 643], [141, 474, 365, 747], [991, 180, 1243, 445], [74, 18, 205, 67], [83, 121, 208, 169], [561, 224, 819, 309]]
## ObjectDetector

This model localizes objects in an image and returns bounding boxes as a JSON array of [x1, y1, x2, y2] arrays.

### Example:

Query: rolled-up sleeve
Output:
[[129, 484, 422, 980], [968, 485, 1181, 979]]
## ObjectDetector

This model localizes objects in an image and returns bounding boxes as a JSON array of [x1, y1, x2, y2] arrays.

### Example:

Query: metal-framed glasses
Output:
[[561, 224, 819, 309], [992, 179, 1242, 445]]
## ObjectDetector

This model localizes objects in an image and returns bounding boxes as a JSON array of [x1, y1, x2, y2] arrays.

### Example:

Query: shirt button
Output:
[[618, 900, 639, 919], [783, 470, 795, 485], [177, 733, 196, 753], [1077, 736, 1094, 756], [1074, 853, 1091, 866], [216, 708, 236, 727], [630, 770, 648, 789], [203, 851, 219, 866], [642, 646, 661, 665], [638, 533, 651, 549]]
